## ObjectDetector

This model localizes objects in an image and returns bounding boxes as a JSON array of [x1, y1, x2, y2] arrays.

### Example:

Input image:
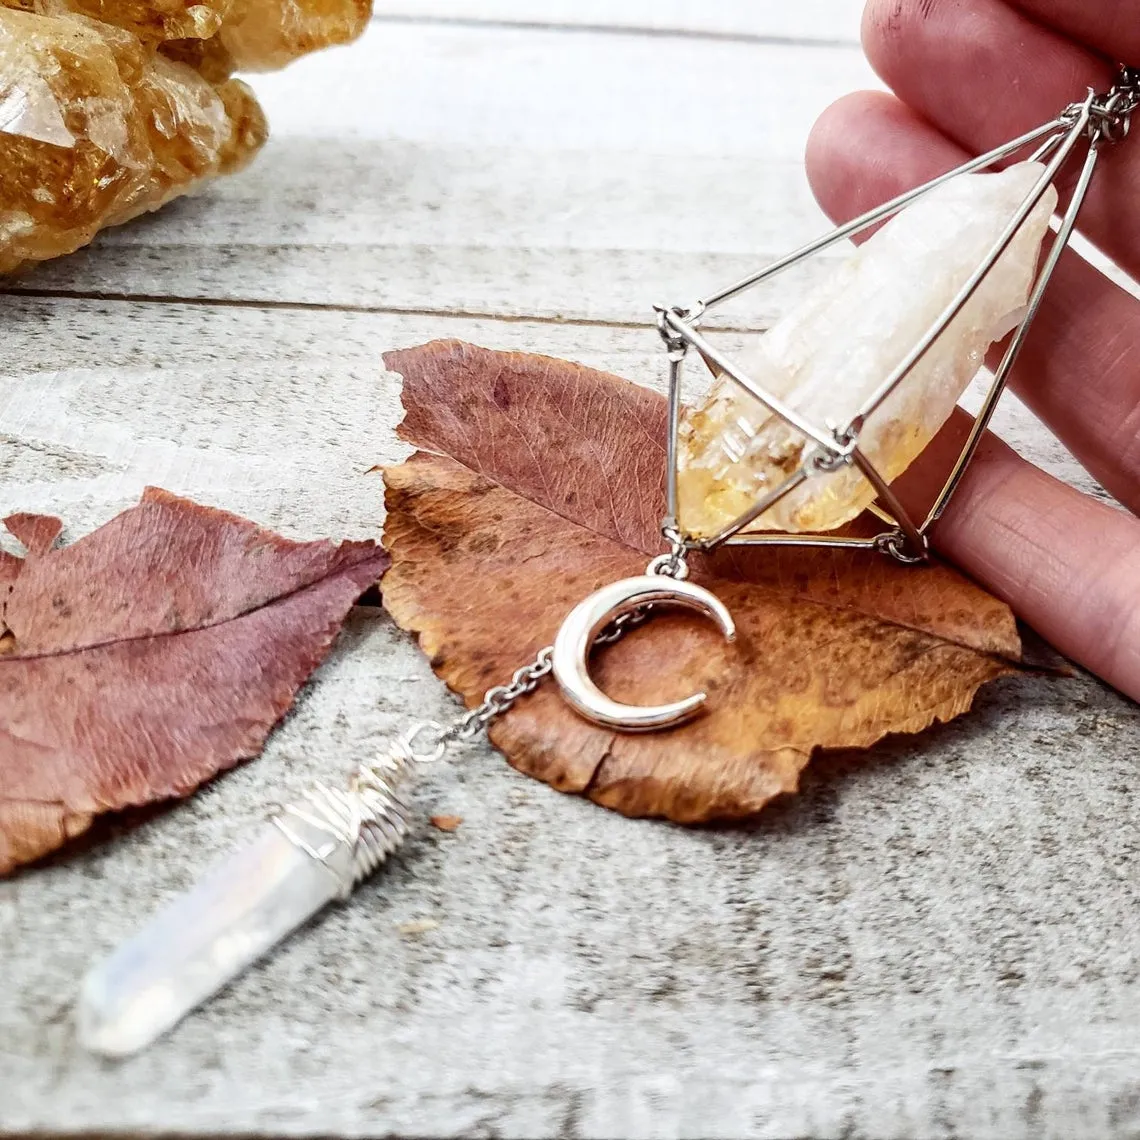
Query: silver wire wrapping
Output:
[[265, 649, 561, 895], [655, 65, 1139, 565], [272, 741, 416, 899]]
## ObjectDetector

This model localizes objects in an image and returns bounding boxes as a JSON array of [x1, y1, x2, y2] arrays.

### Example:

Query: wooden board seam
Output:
[[0, 287, 772, 334]]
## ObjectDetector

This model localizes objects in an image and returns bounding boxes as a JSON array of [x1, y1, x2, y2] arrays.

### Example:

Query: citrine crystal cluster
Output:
[[0, 0, 370, 272], [676, 162, 1057, 539]]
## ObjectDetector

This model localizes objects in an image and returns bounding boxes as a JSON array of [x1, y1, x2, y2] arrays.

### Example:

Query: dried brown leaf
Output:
[[0, 487, 388, 873], [380, 341, 1028, 825]]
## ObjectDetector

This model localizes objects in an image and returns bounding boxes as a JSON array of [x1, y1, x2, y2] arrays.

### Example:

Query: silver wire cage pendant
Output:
[[655, 68, 1139, 565]]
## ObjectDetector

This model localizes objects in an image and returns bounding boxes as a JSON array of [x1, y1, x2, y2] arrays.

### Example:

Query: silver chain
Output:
[[649, 525, 692, 579], [593, 606, 651, 646], [396, 647, 555, 764], [399, 533, 693, 764], [1082, 63, 1140, 144], [595, 540, 690, 644], [454, 647, 556, 741]]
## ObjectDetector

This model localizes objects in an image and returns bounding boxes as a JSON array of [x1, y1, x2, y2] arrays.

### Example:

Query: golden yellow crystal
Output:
[[0, 5, 266, 271], [2, 0, 227, 44], [0, 0, 371, 272], [676, 163, 1057, 540], [211, 0, 371, 71], [4, 0, 372, 71]]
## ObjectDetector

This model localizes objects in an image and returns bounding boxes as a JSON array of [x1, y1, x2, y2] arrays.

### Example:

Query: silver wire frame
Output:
[[656, 92, 1103, 562]]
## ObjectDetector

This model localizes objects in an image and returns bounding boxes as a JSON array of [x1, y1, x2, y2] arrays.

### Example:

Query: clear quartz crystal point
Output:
[[78, 751, 414, 1058], [676, 161, 1058, 539], [77, 824, 343, 1057]]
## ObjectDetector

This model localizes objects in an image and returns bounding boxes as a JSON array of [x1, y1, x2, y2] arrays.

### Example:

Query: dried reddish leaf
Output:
[[381, 340, 1027, 824], [0, 488, 388, 873]]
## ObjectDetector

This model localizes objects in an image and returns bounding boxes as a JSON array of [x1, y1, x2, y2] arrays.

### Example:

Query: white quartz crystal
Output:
[[676, 161, 1058, 538], [77, 824, 340, 1057]]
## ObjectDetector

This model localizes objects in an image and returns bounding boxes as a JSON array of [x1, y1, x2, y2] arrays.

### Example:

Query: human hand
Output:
[[807, 0, 1140, 702]]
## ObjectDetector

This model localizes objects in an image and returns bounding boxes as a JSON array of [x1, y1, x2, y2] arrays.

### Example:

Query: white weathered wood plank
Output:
[[0, 298, 673, 536], [11, 152, 839, 327], [372, 0, 864, 45], [242, 22, 872, 157], [6, 22, 878, 322], [0, 295, 1100, 541]]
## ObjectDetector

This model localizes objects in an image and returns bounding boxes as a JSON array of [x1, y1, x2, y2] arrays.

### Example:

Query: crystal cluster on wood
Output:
[[676, 162, 1057, 539], [0, 0, 371, 272]]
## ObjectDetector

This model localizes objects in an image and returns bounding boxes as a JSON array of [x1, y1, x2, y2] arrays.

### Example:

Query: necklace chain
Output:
[[453, 647, 556, 741], [397, 538, 692, 764], [1083, 64, 1140, 144]]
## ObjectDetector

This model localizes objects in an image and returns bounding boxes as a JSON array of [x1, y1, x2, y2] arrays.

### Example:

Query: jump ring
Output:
[[647, 553, 690, 580], [401, 720, 450, 764]]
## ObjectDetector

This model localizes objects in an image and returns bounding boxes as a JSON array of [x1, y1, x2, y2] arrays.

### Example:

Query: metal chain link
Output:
[[874, 528, 927, 566], [593, 606, 651, 645], [391, 646, 556, 765], [654, 303, 703, 361], [453, 646, 555, 742], [1084, 63, 1140, 144], [650, 525, 692, 580], [401, 530, 695, 763]]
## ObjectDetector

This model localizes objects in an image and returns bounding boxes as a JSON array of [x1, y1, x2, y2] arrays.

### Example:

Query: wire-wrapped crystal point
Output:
[[77, 823, 345, 1057], [77, 747, 414, 1057], [676, 161, 1058, 539]]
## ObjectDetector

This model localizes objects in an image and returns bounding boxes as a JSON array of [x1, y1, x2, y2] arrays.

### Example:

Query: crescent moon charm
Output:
[[551, 575, 736, 732]]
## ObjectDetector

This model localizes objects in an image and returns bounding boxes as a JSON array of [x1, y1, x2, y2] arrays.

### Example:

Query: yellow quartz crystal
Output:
[[676, 162, 1058, 540], [1, 0, 227, 43], [0, 0, 370, 272], [211, 0, 371, 71], [3, 0, 371, 71], [0, 5, 266, 271]]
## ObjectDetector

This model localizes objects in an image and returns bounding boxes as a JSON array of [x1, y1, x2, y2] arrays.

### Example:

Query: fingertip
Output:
[[861, 0, 908, 85], [806, 90, 966, 226], [862, 0, 1110, 147], [804, 90, 896, 209], [861, 0, 981, 94]]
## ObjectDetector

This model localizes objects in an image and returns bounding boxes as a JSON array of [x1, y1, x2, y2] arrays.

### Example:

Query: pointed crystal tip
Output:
[[76, 825, 341, 1057], [77, 972, 188, 1059]]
